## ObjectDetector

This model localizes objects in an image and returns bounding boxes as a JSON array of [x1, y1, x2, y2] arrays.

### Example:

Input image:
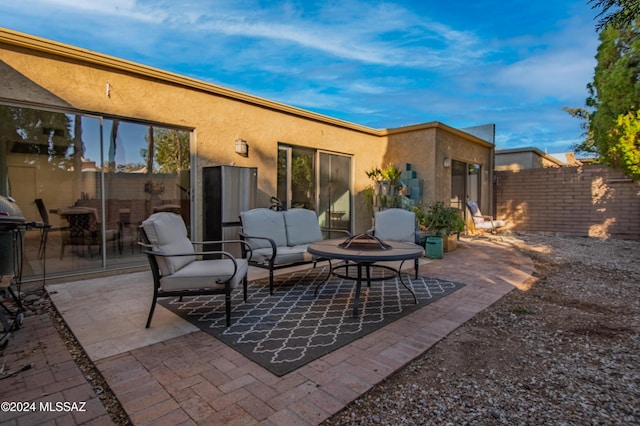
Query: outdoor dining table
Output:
[[307, 236, 425, 316]]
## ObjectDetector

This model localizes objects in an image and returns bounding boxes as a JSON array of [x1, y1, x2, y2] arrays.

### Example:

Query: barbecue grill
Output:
[[0, 195, 28, 349], [0, 195, 27, 278]]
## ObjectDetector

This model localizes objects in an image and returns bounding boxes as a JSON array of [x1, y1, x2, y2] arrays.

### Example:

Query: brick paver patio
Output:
[[0, 237, 533, 425]]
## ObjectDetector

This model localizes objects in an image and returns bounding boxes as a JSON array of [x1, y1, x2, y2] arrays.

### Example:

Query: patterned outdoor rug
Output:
[[159, 265, 465, 376]]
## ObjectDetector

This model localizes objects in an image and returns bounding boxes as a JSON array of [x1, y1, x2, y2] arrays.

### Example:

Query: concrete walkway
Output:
[[1, 237, 534, 425]]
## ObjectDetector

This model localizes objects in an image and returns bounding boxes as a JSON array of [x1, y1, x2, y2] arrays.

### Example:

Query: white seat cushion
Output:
[[474, 220, 494, 230], [374, 208, 416, 242], [467, 201, 505, 231], [240, 208, 288, 250], [283, 208, 323, 246], [142, 212, 195, 275], [250, 245, 314, 265], [474, 218, 506, 230], [160, 258, 248, 291]]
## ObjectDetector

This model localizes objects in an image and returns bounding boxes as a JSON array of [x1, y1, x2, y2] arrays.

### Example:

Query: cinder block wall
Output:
[[495, 165, 640, 240]]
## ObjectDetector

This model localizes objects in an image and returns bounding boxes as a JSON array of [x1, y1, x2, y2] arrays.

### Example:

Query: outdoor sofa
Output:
[[239, 208, 350, 294]]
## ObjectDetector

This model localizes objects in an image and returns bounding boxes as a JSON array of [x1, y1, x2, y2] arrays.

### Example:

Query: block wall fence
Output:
[[494, 165, 640, 241]]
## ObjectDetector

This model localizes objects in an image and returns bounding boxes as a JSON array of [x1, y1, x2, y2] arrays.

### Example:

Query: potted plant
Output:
[[420, 201, 465, 252], [365, 164, 403, 210], [365, 167, 383, 182], [364, 167, 382, 214], [378, 164, 402, 208], [362, 186, 376, 226], [380, 163, 402, 187]]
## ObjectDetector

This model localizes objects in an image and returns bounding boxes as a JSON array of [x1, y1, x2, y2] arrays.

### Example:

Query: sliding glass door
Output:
[[0, 105, 191, 280], [102, 119, 191, 267], [318, 152, 351, 232], [277, 144, 351, 232]]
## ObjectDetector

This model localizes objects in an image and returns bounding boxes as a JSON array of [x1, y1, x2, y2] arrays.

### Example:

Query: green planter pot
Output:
[[425, 236, 443, 259]]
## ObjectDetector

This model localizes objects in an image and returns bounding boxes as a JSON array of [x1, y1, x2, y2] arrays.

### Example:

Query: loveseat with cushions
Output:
[[239, 208, 349, 294]]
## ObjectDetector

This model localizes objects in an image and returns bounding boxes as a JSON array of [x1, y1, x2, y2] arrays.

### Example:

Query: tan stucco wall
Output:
[[0, 28, 495, 235], [384, 124, 494, 209], [386, 127, 437, 204]]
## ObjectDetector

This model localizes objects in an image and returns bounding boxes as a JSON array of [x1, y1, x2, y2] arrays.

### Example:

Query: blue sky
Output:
[[0, 0, 601, 153]]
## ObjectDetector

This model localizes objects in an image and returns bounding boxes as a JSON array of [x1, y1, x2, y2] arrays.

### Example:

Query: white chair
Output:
[[140, 212, 249, 327], [466, 201, 505, 234], [373, 208, 421, 278]]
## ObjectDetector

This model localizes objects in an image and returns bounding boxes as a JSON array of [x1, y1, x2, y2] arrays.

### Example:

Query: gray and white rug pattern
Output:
[[160, 265, 464, 376]]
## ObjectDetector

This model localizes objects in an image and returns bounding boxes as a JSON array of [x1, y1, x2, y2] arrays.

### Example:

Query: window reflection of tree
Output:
[[0, 106, 76, 197], [291, 150, 314, 210]]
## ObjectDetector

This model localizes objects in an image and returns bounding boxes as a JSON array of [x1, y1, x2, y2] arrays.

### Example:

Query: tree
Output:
[[586, 21, 640, 180], [563, 107, 596, 154], [0, 106, 75, 169], [607, 111, 640, 178], [589, 0, 640, 31]]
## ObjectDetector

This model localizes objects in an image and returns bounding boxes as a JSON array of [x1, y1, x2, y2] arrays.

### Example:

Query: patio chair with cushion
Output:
[[371, 208, 421, 278], [466, 200, 505, 234], [140, 212, 249, 327]]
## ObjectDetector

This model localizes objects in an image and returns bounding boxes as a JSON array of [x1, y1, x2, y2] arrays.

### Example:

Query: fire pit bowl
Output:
[[338, 233, 391, 251]]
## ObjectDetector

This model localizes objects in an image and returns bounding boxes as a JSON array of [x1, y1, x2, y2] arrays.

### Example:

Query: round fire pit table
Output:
[[307, 237, 424, 316]]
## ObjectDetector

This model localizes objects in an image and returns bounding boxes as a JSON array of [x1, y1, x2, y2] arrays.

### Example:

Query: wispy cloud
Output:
[[489, 17, 598, 103], [31, 0, 486, 69], [35, 0, 161, 22], [0, 0, 600, 152]]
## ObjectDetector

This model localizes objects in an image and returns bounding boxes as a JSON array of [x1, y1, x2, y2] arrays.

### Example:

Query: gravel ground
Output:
[[322, 233, 640, 425]]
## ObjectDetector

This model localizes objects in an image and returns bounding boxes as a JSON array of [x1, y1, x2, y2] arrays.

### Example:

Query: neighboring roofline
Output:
[[384, 121, 494, 147], [0, 27, 491, 147], [495, 146, 565, 166]]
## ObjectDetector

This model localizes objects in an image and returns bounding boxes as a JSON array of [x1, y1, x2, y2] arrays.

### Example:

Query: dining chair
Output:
[[58, 207, 121, 258], [34, 198, 65, 260]]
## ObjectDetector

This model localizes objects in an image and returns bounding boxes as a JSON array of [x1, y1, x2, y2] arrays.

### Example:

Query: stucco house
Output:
[[0, 28, 496, 280]]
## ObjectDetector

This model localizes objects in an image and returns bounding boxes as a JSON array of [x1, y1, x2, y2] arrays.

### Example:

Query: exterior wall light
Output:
[[235, 139, 249, 157], [443, 157, 451, 168]]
